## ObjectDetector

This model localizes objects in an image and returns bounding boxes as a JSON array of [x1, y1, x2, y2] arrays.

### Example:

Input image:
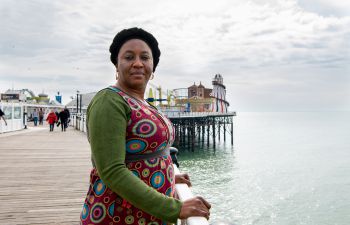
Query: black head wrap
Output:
[[109, 27, 161, 72]]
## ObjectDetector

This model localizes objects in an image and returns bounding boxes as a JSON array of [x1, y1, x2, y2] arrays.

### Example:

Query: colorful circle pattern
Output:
[[125, 215, 135, 224], [132, 119, 157, 138], [90, 202, 106, 223], [144, 157, 159, 168], [81, 203, 89, 221], [142, 168, 150, 177], [155, 141, 167, 152], [138, 218, 146, 225], [126, 139, 148, 153], [108, 202, 115, 218], [130, 169, 140, 178], [93, 179, 106, 197], [150, 171, 165, 190], [165, 187, 172, 197], [167, 165, 174, 183]]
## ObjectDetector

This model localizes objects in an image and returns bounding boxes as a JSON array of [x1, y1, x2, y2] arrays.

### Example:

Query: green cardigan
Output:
[[87, 88, 182, 223]]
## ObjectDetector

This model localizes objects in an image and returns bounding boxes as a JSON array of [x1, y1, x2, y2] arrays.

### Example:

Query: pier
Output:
[[166, 112, 236, 151], [72, 111, 236, 152], [0, 125, 90, 224]]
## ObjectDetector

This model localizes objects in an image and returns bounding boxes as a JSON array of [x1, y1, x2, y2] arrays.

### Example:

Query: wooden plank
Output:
[[0, 125, 91, 224]]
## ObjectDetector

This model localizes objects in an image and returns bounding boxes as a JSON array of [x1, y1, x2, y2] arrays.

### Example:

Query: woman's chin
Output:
[[127, 79, 147, 89]]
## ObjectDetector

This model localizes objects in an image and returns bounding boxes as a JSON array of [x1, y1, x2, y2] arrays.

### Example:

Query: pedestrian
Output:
[[80, 27, 211, 225], [64, 107, 70, 128], [0, 108, 7, 126], [38, 108, 44, 125], [32, 108, 39, 126], [46, 109, 57, 132], [58, 108, 68, 131]]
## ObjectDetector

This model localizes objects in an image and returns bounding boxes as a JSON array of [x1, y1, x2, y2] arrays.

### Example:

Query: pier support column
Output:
[[212, 117, 216, 148], [207, 118, 210, 147], [202, 124, 205, 147], [231, 121, 233, 145], [218, 121, 220, 141], [191, 123, 195, 151], [224, 121, 226, 142]]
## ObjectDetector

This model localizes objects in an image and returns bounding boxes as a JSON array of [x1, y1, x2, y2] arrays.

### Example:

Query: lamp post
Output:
[[76, 90, 79, 114], [79, 94, 82, 113], [76, 90, 80, 130]]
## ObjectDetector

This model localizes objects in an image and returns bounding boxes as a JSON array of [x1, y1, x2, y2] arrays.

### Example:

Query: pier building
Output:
[[0, 88, 64, 133]]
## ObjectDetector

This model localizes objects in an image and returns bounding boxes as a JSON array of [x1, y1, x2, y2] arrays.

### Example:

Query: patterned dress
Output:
[[81, 86, 176, 225]]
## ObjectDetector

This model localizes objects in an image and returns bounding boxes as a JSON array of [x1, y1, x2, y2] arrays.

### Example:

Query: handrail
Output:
[[164, 111, 236, 118], [174, 165, 209, 225]]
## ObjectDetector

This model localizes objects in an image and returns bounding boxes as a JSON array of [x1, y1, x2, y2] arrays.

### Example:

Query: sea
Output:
[[177, 112, 350, 225]]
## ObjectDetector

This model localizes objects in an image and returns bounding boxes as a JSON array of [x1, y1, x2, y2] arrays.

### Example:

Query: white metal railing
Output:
[[164, 111, 236, 118], [70, 114, 87, 133]]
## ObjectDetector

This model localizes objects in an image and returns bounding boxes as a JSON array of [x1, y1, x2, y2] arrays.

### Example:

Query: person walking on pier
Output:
[[38, 108, 44, 125], [81, 27, 211, 225], [58, 108, 68, 131], [64, 107, 70, 128], [32, 108, 39, 126], [46, 109, 57, 132], [0, 108, 7, 126]]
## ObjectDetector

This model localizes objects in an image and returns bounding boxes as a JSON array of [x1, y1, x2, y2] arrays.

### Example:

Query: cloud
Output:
[[0, 0, 349, 111]]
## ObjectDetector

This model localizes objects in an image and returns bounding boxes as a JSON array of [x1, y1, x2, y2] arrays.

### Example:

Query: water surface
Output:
[[178, 112, 350, 225]]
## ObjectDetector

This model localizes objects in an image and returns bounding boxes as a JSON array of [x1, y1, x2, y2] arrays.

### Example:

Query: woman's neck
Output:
[[114, 82, 145, 101]]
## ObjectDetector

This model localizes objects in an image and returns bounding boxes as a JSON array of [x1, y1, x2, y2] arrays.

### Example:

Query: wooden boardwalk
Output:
[[0, 125, 91, 224]]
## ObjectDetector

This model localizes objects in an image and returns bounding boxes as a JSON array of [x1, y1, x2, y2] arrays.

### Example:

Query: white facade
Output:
[[0, 102, 25, 133]]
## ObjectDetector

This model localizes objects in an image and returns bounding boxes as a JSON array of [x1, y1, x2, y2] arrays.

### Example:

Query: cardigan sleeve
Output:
[[87, 89, 182, 223]]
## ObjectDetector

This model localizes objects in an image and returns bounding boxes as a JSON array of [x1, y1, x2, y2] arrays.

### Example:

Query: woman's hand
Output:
[[179, 196, 211, 220], [175, 173, 191, 187]]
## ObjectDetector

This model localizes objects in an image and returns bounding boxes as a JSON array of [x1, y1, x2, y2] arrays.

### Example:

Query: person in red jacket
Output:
[[46, 109, 57, 132]]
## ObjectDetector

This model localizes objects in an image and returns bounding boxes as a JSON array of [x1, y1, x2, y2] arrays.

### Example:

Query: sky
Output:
[[0, 0, 349, 111]]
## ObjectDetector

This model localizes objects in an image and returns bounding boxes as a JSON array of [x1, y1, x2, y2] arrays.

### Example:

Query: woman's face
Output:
[[117, 39, 154, 90]]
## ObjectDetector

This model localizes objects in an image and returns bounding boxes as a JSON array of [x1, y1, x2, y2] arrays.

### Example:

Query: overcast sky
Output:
[[1, 0, 349, 111]]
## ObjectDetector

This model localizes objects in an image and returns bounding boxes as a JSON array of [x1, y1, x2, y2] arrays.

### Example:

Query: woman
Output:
[[81, 27, 211, 224], [46, 109, 57, 132]]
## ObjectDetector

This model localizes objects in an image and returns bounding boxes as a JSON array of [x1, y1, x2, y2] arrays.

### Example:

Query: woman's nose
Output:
[[132, 56, 143, 67]]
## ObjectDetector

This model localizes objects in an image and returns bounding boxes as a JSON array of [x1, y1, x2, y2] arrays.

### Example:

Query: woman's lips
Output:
[[130, 71, 145, 76]]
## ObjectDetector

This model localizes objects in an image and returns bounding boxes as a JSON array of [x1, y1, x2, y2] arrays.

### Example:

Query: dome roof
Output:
[[38, 93, 48, 97]]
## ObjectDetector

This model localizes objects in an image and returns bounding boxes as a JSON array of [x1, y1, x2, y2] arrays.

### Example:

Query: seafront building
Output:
[[0, 89, 63, 133]]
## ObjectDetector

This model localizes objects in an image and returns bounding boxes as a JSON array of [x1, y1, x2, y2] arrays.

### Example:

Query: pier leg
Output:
[[187, 127, 190, 150], [202, 124, 205, 147], [191, 124, 195, 152], [212, 117, 215, 148], [207, 119, 210, 147], [231, 121, 233, 145], [176, 124, 180, 146], [224, 121, 226, 142], [182, 125, 185, 147], [218, 121, 220, 141], [198, 125, 201, 142]]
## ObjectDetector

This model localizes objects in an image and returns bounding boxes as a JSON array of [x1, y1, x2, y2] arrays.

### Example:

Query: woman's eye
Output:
[[141, 55, 150, 60], [125, 55, 134, 60]]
